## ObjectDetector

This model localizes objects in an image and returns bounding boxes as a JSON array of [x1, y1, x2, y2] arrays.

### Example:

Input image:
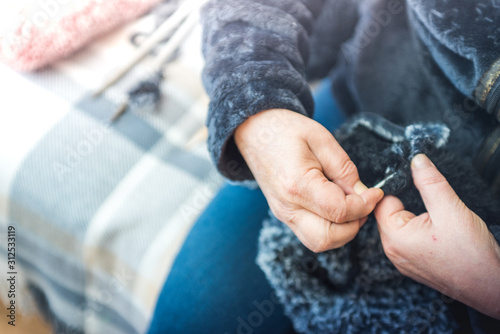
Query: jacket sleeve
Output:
[[407, 0, 500, 121], [201, 0, 326, 181]]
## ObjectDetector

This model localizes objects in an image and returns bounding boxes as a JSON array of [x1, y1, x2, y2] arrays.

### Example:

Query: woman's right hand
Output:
[[234, 109, 384, 252]]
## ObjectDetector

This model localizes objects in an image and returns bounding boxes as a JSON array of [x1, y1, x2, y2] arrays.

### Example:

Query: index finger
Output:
[[290, 208, 363, 252], [306, 127, 363, 194]]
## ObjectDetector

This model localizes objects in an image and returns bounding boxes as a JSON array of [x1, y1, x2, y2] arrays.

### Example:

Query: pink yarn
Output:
[[0, 0, 161, 71]]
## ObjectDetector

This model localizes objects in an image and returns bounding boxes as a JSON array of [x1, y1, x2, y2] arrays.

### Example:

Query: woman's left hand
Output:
[[375, 154, 500, 320]]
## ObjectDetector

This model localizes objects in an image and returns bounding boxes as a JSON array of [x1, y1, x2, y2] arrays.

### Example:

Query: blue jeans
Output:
[[147, 80, 344, 334]]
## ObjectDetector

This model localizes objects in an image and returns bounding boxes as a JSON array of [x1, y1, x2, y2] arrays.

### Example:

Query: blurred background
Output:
[[0, 1, 220, 332]]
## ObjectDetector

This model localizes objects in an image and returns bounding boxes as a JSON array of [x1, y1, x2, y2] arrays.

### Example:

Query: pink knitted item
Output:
[[0, 0, 162, 71]]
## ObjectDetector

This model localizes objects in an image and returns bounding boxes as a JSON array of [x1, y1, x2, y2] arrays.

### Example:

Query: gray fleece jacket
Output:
[[200, 0, 500, 332], [201, 0, 500, 187]]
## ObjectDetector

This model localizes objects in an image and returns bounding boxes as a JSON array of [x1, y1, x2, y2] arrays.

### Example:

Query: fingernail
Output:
[[354, 180, 368, 194], [376, 188, 384, 200], [412, 154, 431, 169]]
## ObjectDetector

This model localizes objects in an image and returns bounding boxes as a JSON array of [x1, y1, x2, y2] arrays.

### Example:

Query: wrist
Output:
[[234, 108, 293, 150], [448, 234, 500, 319]]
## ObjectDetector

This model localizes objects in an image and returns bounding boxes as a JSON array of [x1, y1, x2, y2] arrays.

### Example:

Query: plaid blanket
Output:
[[0, 7, 222, 333]]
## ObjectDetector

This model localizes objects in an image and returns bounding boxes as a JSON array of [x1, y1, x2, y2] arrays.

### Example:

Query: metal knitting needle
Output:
[[150, 8, 200, 70], [373, 172, 397, 189], [93, 0, 206, 97], [108, 7, 201, 122]]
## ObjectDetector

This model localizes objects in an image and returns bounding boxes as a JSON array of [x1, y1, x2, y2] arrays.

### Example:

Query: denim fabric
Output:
[[147, 81, 342, 334], [313, 79, 346, 132], [147, 184, 292, 334]]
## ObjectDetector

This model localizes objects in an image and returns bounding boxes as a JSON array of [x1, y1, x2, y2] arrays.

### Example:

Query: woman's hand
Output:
[[235, 109, 383, 252], [375, 154, 500, 319]]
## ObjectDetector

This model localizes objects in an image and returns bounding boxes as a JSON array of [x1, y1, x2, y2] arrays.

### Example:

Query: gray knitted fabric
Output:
[[257, 114, 500, 333], [258, 214, 454, 333]]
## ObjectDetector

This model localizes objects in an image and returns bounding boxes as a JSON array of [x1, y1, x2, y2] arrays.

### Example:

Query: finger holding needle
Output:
[[373, 172, 397, 189]]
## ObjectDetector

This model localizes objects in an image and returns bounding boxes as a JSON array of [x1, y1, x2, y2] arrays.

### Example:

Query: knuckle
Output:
[[416, 212, 432, 225], [283, 180, 302, 199], [330, 202, 347, 223], [382, 240, 401, 260], [270, 208, 285, 224], [314, 194, 337, 220], [310, 240, 330, 253], [330, 222, 359, 248], [283, 168, 319, 201], [285, 210, 300, 226], [272, 205, 295, 225], [337, 159, 358, 180]]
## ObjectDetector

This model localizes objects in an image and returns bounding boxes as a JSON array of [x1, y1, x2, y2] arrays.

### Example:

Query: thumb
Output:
[[411, 154, 465, 222], [375, 195, 416, 231]]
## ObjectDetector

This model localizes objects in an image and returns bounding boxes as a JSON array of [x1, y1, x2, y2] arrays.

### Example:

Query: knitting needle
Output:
[[108, 5, 201, 122], [93, 0, 206, 97], [150, 7, 200, 70], [373, 172, 397, 189]]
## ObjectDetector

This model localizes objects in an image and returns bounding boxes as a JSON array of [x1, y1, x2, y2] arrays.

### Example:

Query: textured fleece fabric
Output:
[[201, 0, 500, 181], [257, 114, 500, 333], [200, 0, 500, 332]]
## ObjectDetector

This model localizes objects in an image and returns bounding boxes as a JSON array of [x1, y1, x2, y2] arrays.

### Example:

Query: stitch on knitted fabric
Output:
[[257, 113, 500, 333]]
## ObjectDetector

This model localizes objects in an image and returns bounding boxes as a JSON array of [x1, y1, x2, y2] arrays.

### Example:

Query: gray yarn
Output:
[[256, 114, 500, 333], [257, 214, 455, 334]]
